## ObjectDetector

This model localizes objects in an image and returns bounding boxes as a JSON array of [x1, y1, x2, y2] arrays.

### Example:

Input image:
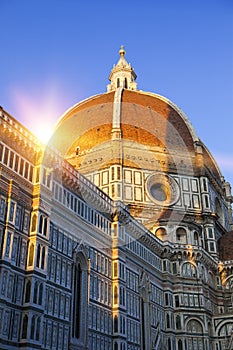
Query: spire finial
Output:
[[107, 46, 137, 92], [119, 45, 125, 57]]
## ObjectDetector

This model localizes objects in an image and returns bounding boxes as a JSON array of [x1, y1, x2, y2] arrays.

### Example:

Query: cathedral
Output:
[[0, 47, 233, 350]]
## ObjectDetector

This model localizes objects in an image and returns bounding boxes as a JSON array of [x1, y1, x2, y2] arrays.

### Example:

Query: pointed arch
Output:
[[71, 248, 88, 348], [28, 243, 34, 266], [25, 280, 31, 303], [38, 283, 43, 305], [22, 314, 28, 339]]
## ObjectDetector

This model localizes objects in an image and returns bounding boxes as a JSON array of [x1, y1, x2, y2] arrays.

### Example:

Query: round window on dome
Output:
[[146, 172, 180, 206], [150, 183, 168, 202]]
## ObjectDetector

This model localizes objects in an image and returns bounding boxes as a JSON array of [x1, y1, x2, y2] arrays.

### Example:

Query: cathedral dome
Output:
[[47, 47, 231, 235], [50, 47, 222, 188]]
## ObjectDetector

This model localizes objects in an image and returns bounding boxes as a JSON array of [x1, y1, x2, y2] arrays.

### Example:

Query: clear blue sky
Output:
[[1, 0, 233, 185]]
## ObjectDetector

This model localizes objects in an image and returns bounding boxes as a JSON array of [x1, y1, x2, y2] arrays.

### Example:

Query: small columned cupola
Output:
[[107, 46, 137, 91]]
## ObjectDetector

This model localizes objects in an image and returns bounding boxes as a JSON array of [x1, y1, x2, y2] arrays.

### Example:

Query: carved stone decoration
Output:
[[146, 172, 180, 206], [73, 240, 89, 262]]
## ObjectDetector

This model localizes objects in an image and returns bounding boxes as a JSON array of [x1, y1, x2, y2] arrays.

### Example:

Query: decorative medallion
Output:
[[146, 172, 180, 206]]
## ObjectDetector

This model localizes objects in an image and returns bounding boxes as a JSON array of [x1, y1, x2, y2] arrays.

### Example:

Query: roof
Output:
[[48, 48, 223, 183]]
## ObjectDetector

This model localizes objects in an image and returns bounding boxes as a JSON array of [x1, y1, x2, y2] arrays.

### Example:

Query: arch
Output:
[[186, 319, 203, 333], [36, 317, 41, 340], [39, 214, 43, 233], [114, 315, 118, 332], [177, 339, 183, 350], [36, 244, 41, 268], [216, 321, 233, 336], [30, 315, 36, 339], [38, 283, 43, 305], [43, 217, 47, 235], [33, 281, 38, 303], [176, 227, 187, 244], [185, 318, 204, 350], [182, 262, 197, 278], [31, 213, 37, 232], [41, 246, 45, 269], [155, 227, 167, 241], [193, 231, 199, 245], [114, 286, 118, 304], [25, 280, 31, 303], [225, 276, 233, 290], [166, 313, 170, 328], [28, 243, 34, 266], [176, 315, 181, 329], [71, 250, 88, 347], [22, 314, 28, 339]]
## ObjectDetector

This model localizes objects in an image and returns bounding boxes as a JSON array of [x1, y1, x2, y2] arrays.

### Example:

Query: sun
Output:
[[33, 122, 54, 145]]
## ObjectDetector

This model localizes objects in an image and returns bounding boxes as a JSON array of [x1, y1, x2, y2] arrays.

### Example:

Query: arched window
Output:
[[176, 315, 181, 329], [186, 319, 204, 349], [124, 78, 128, 89], [39, 215, 43, 233], [73, 263, 81, 338], [31, 213, 37, 232], [36, 317, 41, 340], [30, 315, 36, 339], [178, 339, 183, 350], [117, 78, 120, 88], [114, 315, 118, 332], [218, 322, 233, 337], [114, 286, 118, 304], [166, 314, 170, 328], [193, 231, 199, 245], [43, 217, 47, 235], [22, 314, 28, 339], [25, 280, 31, 303], [176, 228, 187, 244], [33, 281, 38, 303], [119, 287, 125, 305], [36, 244, 41, 268], [114, 343, 118, 350], [188, 319, 202, 333], [41, 247, 45, 269], [28, 243, 34, 266], [71, 252, 88, 345], [38, 283, 43, 305], [155, 227, 167, 241], [182, 262, 197, 278]]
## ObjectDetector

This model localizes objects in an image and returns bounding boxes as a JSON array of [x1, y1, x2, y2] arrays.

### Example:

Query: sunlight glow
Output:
[[11, 81, 70, 144], [33, 121, 54, 144]]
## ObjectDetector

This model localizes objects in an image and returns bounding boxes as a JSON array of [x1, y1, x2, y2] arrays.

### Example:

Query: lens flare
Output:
[[10, 81, 70, 144]]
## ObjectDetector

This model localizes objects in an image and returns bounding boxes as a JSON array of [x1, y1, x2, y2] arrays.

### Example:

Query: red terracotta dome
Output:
[[49, 47, 223, 186]]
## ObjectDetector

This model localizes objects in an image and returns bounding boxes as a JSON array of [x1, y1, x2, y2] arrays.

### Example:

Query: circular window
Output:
[[150, 183, 168, 201], [146, 172, 180, 206]]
